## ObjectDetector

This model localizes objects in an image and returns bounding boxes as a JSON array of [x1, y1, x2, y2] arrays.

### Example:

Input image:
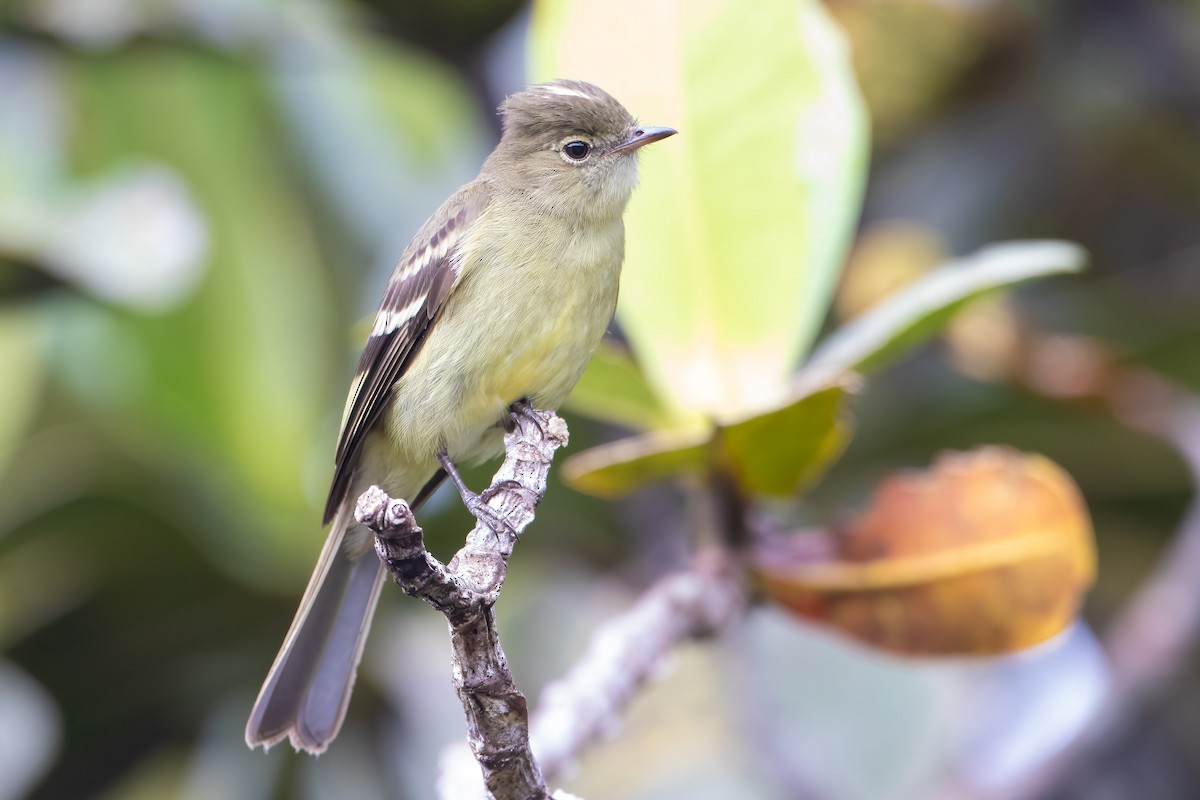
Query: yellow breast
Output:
[[381, 209, 624, 486]]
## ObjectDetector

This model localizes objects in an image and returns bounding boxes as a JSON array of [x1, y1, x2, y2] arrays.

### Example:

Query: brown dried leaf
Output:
[[757, 447, 1096, 656]]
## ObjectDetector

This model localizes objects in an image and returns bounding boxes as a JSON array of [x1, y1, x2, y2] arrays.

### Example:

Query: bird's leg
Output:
[[436, 447, 515, 538]]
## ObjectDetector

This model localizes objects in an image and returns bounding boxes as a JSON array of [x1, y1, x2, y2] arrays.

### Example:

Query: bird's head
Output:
[[488, 80, 676, 218]]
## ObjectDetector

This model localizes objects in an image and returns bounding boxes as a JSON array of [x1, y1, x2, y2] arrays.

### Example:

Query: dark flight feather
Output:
[[324, 185, 490, 523]]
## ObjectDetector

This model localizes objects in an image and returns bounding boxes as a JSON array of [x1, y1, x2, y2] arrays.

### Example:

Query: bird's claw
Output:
[[507, 398, 548, 438], [463, 490, 516, 540], [480, 479, 522, 504]]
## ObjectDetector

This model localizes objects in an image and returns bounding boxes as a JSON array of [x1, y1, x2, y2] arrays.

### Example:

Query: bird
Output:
[[245, 79, 675, 754]]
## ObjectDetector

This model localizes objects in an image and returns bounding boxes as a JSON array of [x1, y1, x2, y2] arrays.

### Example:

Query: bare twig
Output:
[[529, 549, 747, 781], [434, 550, 748, 797], [355, 409, 569, 800]]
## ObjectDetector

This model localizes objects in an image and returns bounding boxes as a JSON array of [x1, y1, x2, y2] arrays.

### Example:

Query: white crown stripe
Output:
[[541, 84, 591, 99]]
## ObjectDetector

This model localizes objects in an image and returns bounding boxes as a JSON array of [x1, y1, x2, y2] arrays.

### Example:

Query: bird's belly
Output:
[[494, 293, 610, 408], [380, 239, 620, 487]]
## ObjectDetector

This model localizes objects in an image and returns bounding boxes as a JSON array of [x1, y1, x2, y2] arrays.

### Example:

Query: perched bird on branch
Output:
[[246, 79, 675, 754]]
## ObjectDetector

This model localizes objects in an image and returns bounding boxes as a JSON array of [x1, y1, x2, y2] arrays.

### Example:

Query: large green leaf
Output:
[[718, 382, 853, 497], [531, 0, 868, 421], [562, 428, 710, 499], [563, 341, 676, 432], [61, 49, 337, 573], [563, 380, 853, 499], [798, 240, 1087, 389]]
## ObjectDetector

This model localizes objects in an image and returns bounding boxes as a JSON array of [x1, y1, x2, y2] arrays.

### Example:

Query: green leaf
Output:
[[800, 240, 1088, 387], [563, 341, 679, 431], [62, 48, 337, 572], [270, 26, 487, 247], [563, 380, 853, 499], [562, 428, 710, 499], [719, 382, 853, 497], [0, 308, 45, 474], [531, 0, 868, 420]]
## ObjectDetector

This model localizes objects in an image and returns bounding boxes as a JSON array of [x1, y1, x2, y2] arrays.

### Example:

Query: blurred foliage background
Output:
[[0, 1, 1198, 799]]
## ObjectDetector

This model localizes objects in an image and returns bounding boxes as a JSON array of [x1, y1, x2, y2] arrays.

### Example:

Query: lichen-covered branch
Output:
[[355, 409, 569, 800], [358, 410, 751, 798], [529, 549, 746, 781], [434, 551, 748, 796]]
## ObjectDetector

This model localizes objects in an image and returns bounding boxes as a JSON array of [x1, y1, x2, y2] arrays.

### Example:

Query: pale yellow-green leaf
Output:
[[563, 341, 680, 431], [563, 379, 854, 499], [562, 428, 710, 499], [531, 0, 868, 420], [799, 240, 1087, 389]]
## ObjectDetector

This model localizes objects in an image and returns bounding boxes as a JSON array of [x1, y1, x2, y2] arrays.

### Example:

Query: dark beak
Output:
[[616, 125, 677, 153]]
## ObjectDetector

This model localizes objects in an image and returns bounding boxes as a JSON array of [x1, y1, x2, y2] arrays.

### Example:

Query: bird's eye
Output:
[[562, 140, 591, 160]]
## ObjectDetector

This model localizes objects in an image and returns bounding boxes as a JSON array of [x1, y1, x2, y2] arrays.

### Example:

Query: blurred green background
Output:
[[0, 1, 1198, 798]]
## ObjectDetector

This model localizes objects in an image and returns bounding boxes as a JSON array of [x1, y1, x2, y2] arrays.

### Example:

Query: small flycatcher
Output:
[[246, 80, 675, 754]]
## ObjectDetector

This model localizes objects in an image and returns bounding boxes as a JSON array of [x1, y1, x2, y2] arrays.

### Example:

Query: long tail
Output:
[[245, 494, 385, 754]]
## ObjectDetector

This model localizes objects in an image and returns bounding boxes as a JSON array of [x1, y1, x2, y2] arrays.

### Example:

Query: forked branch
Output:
[[355, 408, 569, 800]]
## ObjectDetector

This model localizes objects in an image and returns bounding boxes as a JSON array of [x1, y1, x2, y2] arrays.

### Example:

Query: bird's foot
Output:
[[438, 447, 516, 539], [506, 397, 549, 438], [480, 479, 523, 504], [462, 491, 517, 539]]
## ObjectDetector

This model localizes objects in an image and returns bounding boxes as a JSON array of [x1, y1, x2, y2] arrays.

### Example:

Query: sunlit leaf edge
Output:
[[798, 240, 1088, 388]]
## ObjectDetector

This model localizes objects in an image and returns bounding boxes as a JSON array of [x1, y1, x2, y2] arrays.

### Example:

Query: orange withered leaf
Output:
[[757, 447, 1095, 656]]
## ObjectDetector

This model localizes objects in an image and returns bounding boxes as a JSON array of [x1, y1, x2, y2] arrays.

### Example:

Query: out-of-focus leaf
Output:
[[563, 341, 676, 432], [564, 380, 853, 499], [833, 221, 945, 321], [758, 447, 1096, 656], [62, 47, 335, 574], [0, 309, 44, 474], [0, 48, 209, 312], [43, 164, 208, 312], [531, 0, 868, 420], [269, 24, 486, 258], [562, 428, 709, 499], [719, 382, 853, 498], [799, 240, 1087, 388]]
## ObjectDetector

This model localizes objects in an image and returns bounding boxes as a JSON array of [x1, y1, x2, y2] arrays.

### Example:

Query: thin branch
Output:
[[529, 549, 747, 781], [434, 550, 748, 797], [355, 409, 569, 800]]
